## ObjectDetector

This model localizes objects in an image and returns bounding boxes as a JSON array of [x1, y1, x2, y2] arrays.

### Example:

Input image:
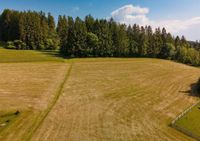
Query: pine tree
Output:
[[138, 26, 148, 56], [57, 15, 68, 48], [94, 19, 113, 56], [73, 17, 87, 57], [146, 26, 154, 56], [1, 9, 200, 66], [152, 28, 163, 57], [85, 15, 95, 33], [46, 13, 59, 50], [113, 24, 129, 56]]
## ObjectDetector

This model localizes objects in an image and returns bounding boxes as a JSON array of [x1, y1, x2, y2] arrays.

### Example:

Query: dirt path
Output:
[[0, 62, 69, 141], [25, 63, 73, 141]]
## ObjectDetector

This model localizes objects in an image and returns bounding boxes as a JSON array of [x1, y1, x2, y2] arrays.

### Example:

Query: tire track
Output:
[[24, 63, 73, 141]]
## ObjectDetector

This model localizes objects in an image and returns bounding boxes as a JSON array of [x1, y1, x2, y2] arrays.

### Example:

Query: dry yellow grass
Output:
[[0, 62, 69, 141], [29, 58, 200, 141]]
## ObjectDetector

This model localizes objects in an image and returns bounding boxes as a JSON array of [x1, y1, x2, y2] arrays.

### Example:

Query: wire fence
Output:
[[171, 100, 200, 141]]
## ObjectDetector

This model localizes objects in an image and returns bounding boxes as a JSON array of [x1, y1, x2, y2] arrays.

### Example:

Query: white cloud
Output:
[[153, 17, 200, 34], [72, 6, 80, 12], [111, 5, 149, 16], [111, 5, 149, 25], [111, 4, 200, 41]]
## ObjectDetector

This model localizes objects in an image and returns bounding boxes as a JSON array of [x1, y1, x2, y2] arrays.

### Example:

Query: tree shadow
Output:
[[179, 82, 200, 97], [36, 50, 68, 59]]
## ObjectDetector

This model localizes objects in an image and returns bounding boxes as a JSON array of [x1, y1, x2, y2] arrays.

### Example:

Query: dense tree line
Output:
[[1, 9, 200, 66], [0, 9, 59, 50], [58, 15, 200, 66]]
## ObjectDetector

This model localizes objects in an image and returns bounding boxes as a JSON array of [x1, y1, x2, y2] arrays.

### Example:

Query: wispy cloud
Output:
[[111, 5, 149, 25], [111, 4, 200, 40], [72, 6, 80, 12]]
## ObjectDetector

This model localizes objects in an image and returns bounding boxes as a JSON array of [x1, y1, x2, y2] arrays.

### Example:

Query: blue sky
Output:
[[0, 0, 200, 40]]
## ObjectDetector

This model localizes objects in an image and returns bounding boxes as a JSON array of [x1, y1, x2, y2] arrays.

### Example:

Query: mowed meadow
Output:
[[0, 48, 200, 141]]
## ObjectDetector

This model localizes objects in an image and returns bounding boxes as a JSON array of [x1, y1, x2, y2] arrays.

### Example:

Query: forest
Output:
[[0, 9, 200, 66]]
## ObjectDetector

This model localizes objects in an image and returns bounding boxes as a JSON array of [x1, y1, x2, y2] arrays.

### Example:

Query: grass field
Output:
[[0, 47, 64, 63], [173, 102, 200, 140], [0, 62, 69, 141], [1, 47, 200, 141], [30, 59, 200, 141]]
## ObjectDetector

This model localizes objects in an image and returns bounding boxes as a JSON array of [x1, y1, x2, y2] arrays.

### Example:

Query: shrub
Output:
[[176, 47, 200, 66], [45, 38, 59, 50], [6, 41, 16, 49], [6, 40, 26, 50], [13, 40, 26, 50], [86, 32, 99, 56]]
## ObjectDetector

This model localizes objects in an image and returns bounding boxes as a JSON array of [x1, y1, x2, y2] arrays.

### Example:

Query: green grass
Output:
[[174, 102, 200, 139], [29, 58, 200, 141], [0, 111, 20, 132], [24, 63, 72, 141], [0, 47, 64, 63], [1, 47, 200, 141]]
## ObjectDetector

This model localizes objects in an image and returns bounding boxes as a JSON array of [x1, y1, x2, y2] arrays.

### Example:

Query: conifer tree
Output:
[[0, 9, 200, 66]]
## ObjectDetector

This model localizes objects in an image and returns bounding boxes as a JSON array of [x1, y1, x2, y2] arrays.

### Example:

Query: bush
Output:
[[13, 40, 26, 50], [86, 32, 99, 56], [45, 38, 59, 50], [6, 40, 26, 50], [6, 41, 16, 49], [176, 47, 200, 66], [187, 48, 200, 66]]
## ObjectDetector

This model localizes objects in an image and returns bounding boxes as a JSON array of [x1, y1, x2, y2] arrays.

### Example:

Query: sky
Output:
[[0, 0, 200, 41]]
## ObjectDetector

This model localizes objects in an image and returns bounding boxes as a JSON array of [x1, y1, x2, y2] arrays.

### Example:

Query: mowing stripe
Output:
[[24, 63, 73, 141]]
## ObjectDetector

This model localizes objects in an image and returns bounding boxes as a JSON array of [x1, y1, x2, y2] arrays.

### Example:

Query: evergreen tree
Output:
[[138, 26, 148, 56], [152, 28, 163, 57], [85, 15, 95, 33], [86, 32, 99, 56], [94, 19, 113, 56], [146, 26, 154, 56], [0, 9, 200, 66], [57, 15, 68, 48], [46, 13, 59, 49], [73, 17, 87, 57]]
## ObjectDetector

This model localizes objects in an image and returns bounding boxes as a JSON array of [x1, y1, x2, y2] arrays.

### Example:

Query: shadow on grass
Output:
[[179, 82, 200, 97], [0, 42, 6, 47], [0, 111, 20, 130], [34, 50, 67, 59]]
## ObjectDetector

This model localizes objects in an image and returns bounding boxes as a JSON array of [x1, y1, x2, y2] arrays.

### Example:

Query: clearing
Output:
[[0, 47, 200, 141], [30, 58, 200, 141]]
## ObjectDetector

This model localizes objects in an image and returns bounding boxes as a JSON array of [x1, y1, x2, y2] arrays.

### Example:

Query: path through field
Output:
[[0, 62, 69, 141], [29, 59, 200, 141]]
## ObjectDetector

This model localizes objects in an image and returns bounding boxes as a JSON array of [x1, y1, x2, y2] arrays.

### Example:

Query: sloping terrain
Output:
[[0, 47, 64, 63], [173, 102, 200, 140], [28, 58, 200, 141], [0, 47, 69, 141], [0, 62, 69, 141]]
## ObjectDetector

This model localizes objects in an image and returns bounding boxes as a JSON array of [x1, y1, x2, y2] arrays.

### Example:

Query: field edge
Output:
[[23, 63, 73, 141], [171, 100, 200, 141]]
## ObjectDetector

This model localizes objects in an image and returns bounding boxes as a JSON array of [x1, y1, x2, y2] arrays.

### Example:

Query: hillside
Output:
[[0, 49, 200, 141], [0, 47, 64, 63]]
